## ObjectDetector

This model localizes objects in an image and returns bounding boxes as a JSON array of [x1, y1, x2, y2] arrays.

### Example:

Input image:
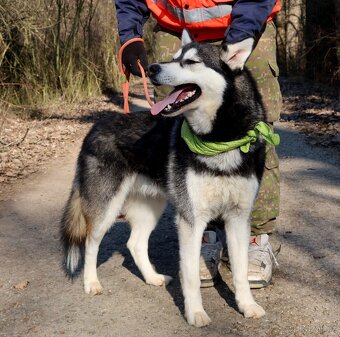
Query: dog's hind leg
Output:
[[224, 213, 266, 318], [124, 195, 172, 286], [177, 216, 212, 327], [84, 176, 135, 295]]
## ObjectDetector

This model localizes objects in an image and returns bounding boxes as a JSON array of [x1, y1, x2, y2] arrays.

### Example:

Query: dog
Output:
[[61, 29, 268, 327]]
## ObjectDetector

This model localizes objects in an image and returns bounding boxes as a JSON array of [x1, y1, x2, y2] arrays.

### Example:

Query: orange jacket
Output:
[[144, 0, 281, 41]]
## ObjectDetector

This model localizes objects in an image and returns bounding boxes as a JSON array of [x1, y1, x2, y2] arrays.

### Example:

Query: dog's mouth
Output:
[[151, 84, 201, 116]]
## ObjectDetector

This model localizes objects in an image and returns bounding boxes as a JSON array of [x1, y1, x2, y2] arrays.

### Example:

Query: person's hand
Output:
[[220, 37, 254, 71], [121, 40, 148, 77]]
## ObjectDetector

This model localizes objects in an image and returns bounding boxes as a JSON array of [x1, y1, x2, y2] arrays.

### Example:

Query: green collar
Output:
[[181, 120, 280, 156]]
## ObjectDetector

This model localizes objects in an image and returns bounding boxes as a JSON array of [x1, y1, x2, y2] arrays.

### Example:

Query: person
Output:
[[115, 0, 282, 289]]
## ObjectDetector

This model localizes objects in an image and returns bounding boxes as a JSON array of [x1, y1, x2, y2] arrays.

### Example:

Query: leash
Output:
[[118, 38, 153, 113]]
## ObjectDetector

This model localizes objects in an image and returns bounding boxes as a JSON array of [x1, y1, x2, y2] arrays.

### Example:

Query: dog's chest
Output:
[[196, 149, 243, 172], [185, 169, 258, 216]]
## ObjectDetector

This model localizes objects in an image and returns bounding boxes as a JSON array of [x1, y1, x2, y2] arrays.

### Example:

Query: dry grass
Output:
[[0, 0, 121, 112]]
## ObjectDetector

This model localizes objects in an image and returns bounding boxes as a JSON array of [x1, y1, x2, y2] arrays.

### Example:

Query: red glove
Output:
[[121, 40, 148, 77]]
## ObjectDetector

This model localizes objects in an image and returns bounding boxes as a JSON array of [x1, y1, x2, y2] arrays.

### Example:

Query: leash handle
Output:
[[118, 38, 153, 113]]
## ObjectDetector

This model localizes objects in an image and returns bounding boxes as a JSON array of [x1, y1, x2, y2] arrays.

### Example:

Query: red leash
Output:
[[118, 38, 153, 113]]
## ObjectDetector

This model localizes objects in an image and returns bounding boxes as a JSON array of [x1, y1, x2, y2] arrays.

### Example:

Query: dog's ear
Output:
[[181, 29, 193, 47], [220, 38, 254, 71]]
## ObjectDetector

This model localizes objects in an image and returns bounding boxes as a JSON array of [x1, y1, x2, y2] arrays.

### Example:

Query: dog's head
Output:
[[148, 30, 232, 125]]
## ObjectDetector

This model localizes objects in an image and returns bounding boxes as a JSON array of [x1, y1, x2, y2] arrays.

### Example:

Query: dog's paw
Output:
[[84, 280, 103, 295], [186, 310, 211, 327], [240, 303, 265, 319], [145, 274, 172, 286]]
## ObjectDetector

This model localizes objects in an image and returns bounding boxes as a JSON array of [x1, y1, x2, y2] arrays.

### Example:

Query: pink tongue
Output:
[[151, 88, 186, 115]]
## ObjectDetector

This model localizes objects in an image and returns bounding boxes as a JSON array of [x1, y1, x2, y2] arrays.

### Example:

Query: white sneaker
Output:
[[200, 231, 222, 288], [248, 234, 279, 289], [221, 234, 279, 289]]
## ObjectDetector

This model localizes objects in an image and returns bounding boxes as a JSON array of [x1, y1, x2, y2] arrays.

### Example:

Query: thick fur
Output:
[[61, 32, 267, 326]]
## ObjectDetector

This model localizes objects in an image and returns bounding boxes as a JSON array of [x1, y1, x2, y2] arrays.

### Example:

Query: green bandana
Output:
[[181, 120, 280, 156]]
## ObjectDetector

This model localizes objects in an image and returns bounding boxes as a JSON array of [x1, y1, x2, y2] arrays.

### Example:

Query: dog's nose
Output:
[[148, 63, 161, 77]]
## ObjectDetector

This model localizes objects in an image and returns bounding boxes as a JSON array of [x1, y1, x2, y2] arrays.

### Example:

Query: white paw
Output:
[[84, 280, 103, 295], [239, 303, 266, 318], [145, 274, 172, 286], [186, 310, 211, 327]]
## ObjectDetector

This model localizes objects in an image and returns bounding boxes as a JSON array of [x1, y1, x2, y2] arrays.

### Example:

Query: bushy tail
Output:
[[60, 188, 88, 276]]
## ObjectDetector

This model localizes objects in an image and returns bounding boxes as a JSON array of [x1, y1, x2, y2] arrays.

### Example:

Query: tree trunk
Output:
[[276, 0, 306, 76]]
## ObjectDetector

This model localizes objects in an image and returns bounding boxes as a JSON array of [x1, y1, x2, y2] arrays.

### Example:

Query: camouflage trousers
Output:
[[152, 21, 282, 235]]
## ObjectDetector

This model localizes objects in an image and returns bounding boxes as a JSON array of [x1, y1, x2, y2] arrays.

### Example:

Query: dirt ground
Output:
[[0, 81, 339, 336]]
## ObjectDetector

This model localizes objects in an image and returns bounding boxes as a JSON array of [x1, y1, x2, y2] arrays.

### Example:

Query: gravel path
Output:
[[0, 92, 339, 336]]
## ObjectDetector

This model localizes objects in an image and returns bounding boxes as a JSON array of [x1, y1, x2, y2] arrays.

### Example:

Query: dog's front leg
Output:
[[177, 215, 211, 327], [225, 214, 265, 318]]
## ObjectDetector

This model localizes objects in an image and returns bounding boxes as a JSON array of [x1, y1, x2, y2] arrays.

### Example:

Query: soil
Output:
[[0, 79, 339, 336], [280, 78, 340, 149]]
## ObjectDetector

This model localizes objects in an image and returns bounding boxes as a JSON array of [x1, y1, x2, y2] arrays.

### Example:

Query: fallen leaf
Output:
[[14, 280, 30, 290]]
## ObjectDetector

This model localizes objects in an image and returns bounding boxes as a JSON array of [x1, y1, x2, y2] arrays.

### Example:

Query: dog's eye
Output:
[[182, 59, 200, 66]]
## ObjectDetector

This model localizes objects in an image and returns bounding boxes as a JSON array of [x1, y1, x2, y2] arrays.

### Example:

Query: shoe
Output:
[[200, 231, 222, 288], [221, 234, 279, 289], [247, 234, 279, 289]]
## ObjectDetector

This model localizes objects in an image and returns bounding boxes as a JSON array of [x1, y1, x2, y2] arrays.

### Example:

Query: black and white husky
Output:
[[61, 30, 267, 327]]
